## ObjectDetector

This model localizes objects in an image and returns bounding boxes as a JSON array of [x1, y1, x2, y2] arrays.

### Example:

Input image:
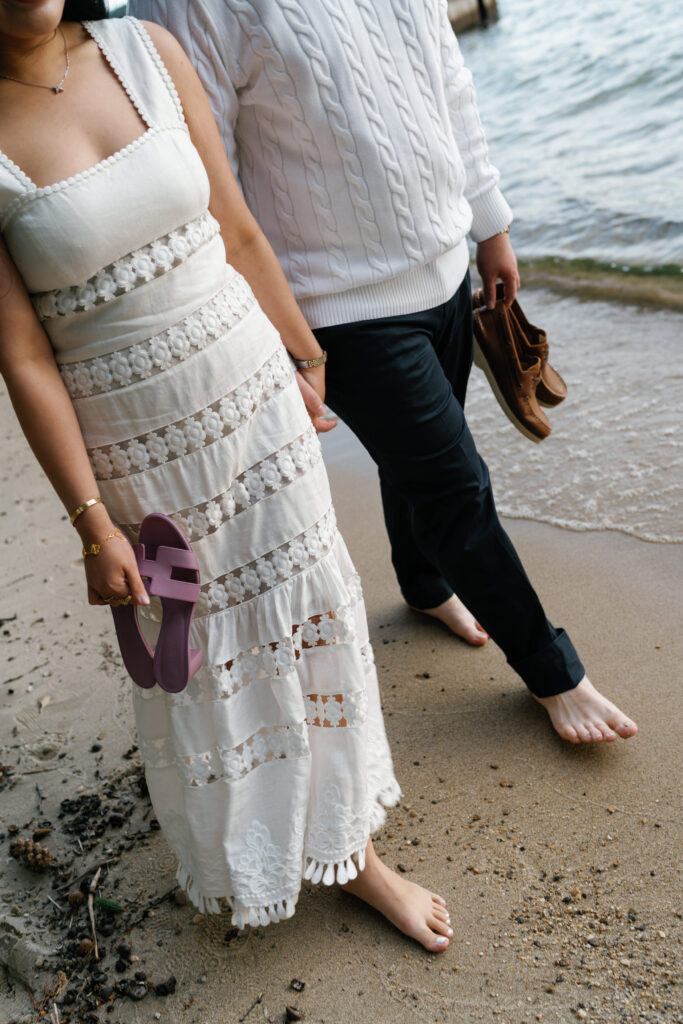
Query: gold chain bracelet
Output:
[[82, 529, 123, 559]]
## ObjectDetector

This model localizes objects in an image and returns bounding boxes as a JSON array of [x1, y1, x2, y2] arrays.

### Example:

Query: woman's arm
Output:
[[142, 21, 336, 433], [0, 237, 148, 607]]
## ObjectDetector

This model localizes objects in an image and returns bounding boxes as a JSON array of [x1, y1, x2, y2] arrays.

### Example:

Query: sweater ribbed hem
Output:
[[299, 241, 470, 330], [468, 186, 514, 244]]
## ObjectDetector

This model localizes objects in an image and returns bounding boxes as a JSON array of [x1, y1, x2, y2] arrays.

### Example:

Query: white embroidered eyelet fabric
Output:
[[59, 278, 256, 397], [134, 596, 400, 923], [88, 347, 292, 480], [197, 507, 337, 616], [0, 14, 400, 930], [33, 211, 219, 321], [156, 428, 321, 543]]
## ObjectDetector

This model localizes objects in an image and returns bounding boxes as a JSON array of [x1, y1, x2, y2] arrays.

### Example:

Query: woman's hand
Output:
[[296, 366, 337, 434], [78, 509, 149, 607], [476, 232, 520, 309]]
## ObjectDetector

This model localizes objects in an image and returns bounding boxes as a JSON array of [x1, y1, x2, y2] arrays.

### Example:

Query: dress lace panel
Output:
[[88, 347, 292, 480], [197, 506, 337, 615], [59, 279, 256, 398], [135, 598, 361, 711], [129, 427, 322, 542], [32, 210, 220, 321], [139, 721, 310, 788]]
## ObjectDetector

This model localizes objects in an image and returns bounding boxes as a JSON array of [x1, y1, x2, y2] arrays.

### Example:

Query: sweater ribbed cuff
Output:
[[468, 186, 513, 243]]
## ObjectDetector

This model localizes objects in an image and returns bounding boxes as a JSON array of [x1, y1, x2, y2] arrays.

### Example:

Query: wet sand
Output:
[[1, 293, 681, 1024]]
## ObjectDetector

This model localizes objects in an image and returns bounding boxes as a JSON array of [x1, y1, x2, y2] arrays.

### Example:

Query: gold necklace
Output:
[[0, 27, 70, 94]]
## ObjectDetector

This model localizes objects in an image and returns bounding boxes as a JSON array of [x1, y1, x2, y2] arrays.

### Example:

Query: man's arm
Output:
[[438, 0, 511, 242], [438, 3, 518, 306], [129, 0, 244, 179]]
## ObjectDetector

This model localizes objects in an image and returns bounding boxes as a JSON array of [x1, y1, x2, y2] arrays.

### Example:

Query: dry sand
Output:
[[1, 308, 681, 1024]]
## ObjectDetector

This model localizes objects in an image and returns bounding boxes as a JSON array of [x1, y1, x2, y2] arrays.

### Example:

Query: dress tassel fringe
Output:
[[175, 844, 370, 927]]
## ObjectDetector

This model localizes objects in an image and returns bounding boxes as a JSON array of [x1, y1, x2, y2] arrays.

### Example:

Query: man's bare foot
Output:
[[339, 841, 452, 952], [409, 594, 489, 646], [534, 676, 638, 743]]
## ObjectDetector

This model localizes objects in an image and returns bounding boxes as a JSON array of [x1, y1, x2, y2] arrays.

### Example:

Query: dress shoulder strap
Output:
[[84, 16, 185, 131], [0, 155, 27, 216]]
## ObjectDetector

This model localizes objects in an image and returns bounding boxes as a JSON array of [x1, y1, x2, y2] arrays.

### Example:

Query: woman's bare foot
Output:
[[534, 676, 638, 743], [409, 594, 489, 646], [339, 841, 452, 952]]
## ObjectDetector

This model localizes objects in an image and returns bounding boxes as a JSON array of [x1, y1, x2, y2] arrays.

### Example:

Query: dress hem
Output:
[[175, 776, 402, 928]]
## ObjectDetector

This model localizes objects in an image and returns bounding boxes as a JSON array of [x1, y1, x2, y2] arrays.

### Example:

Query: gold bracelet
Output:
[[82, 530, 123, 559], [294, 350, 327, 370], [69, 496, 102, 526]]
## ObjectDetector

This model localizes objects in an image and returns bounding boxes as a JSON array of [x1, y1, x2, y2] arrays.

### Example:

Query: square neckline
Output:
[[0, 20, 157, 195]]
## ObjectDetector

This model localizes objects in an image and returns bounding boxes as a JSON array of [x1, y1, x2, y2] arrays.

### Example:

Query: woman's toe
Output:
[[429, 913, 453, 938]]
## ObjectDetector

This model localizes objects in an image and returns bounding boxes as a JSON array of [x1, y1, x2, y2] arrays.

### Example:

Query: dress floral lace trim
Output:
[[58, 280, 256, 398], [197, 506, 337, 615], [88, 346, 292, 480], [32, 210, 219, 321], [134, 601, 360, 709], [162, 428, 321, 541], [139, 721, 310, 788], [304, 689, 368, 728]]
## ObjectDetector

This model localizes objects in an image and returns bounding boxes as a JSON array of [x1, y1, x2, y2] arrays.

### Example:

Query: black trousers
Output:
[[314, 274, 584, 697]]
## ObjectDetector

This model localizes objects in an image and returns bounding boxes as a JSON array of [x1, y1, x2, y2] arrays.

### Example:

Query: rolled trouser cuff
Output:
[[400, 577, 453, 612], [509, 627, 585, 697]]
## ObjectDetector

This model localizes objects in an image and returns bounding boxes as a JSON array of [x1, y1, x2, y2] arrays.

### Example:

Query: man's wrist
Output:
[[480, 224, 511, 244]]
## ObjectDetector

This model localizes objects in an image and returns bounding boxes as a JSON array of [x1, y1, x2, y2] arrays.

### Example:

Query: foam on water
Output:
[[467, 292, 682, 543]]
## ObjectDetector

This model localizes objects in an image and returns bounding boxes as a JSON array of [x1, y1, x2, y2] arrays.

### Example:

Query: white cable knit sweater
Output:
[[131, 0, 513, 328]]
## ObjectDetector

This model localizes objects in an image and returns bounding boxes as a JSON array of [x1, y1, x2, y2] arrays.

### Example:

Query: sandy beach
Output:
[[1, 290, 681, 1024]]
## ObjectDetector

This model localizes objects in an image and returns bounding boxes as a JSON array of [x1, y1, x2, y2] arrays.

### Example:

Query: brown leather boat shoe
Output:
[[473, 284, 567, 408], [472, 296, 551, 443]]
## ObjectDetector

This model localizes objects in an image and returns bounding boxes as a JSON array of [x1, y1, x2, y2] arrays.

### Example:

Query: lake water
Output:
[[460, 0, 683, 295], [457, 0, 682, 543]]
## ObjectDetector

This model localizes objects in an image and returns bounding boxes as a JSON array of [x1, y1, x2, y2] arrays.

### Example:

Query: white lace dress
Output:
[[0, 17, 399, 928]]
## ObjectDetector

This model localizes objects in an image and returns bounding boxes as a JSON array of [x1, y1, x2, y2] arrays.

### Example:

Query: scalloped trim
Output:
[[128, 17, 186, 125], [83, 19, 154, 129], [0, 15, 192, 231], [0, 149, 33, 192]]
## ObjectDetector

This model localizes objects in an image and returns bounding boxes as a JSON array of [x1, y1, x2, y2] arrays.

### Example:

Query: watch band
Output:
[[294, 350, 327, 370]]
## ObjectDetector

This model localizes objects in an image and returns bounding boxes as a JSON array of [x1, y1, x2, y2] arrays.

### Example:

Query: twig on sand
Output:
[[87, 866, 102, 959], [57, 857, 118, 894], [46, 894, 65, 913], [239, 992, 264, 1022]]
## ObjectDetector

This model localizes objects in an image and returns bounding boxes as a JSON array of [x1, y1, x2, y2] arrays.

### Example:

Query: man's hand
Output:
[[295, 367, 337, 433], [476, 232, 520, 309]]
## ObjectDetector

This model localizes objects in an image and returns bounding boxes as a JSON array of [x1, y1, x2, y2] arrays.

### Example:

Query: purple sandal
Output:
[[111, 599, 157, 690], [137, 514, 202, 693], [110, 514, 202, 693]]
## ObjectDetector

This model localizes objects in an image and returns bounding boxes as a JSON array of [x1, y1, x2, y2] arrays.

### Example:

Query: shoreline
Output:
[[519, 260, 683, 314]]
